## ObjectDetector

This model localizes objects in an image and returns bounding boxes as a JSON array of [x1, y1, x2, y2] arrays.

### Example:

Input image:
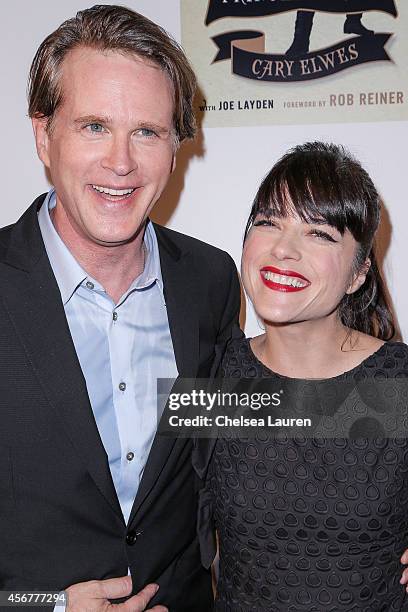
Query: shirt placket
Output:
[[108, 295, 141, 524]]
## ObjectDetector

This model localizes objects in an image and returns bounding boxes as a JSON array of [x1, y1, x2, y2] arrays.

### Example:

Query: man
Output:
[[286, 9, 374, 57], [0, 5, 240, 611]]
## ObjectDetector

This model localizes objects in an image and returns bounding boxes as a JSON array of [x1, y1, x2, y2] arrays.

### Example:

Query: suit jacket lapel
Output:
[[2, 198, 123, 523], [155, 224, 199, 378], [128, 224, 199, 524]]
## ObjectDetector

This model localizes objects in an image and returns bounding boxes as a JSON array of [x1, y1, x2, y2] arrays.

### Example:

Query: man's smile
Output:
[[92, 184, 136, 196], [90, 183, 141, 203]]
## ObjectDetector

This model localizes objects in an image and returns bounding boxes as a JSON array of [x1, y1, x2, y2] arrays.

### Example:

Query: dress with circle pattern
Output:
[[208, 338, 408, 611]]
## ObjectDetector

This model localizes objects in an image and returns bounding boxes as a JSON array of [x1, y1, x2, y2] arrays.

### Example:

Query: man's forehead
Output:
[[61, 45, 163, 73], [56, 45, 174, 109], [57, 45, 173, 103]]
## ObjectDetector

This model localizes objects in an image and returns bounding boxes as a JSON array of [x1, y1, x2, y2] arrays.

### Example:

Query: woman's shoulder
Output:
[[381, 340, 408, 354], [222, 336, 250, 363], [375, 339, 408, 360], [221, 335, 272, 378], [225, 335, 250, 353], [355, 337, 408, 378]]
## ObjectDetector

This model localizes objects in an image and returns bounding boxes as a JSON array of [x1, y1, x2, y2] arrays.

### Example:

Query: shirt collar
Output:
[[131, 217, 164, 294], [38, 188, 164, 305]]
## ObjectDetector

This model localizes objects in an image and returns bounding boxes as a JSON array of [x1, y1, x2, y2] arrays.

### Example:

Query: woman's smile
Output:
[[260, 265, 311, 292]]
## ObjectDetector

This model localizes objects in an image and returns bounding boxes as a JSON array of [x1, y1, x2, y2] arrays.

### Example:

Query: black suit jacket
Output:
[[0, 195, 241, 611]]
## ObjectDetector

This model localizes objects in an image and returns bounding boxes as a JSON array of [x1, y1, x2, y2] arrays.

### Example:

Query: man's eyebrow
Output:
[[73, 115, 171, 134], [74, 115, 113, 126]]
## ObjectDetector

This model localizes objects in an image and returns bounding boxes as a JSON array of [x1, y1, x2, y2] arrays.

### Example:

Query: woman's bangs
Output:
[[256, 174, 349, 235]]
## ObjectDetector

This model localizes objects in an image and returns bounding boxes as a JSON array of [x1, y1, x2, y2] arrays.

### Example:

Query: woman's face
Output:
[[242, 212, 368, 326]]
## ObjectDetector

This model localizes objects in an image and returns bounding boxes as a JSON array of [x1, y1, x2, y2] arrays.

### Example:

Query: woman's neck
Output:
[[251, 315, 384, 379]]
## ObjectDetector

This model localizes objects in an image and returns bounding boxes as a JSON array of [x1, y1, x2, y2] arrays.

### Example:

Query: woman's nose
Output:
[[270, 231, 302, 261]]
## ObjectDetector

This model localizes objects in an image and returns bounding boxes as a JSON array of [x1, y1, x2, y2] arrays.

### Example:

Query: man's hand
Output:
[[400, 550, 408, 590], [66, 576, 168, 612]]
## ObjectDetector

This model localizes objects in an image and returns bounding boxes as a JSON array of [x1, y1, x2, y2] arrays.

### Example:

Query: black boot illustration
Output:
[[344, 13, 374, 35], [286, 10, 314, 58], [286, 10, 374, 59]]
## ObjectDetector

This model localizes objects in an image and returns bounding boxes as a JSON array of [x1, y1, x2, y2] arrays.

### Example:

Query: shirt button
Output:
[[86, 281, 94, 290], [126, 452, 135, 461], [119, 382, 126, 391], [113, 312, 118, 322]]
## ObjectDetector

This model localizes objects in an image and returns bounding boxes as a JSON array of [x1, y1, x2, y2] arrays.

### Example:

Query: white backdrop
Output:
[[3, 1, 407, 339]]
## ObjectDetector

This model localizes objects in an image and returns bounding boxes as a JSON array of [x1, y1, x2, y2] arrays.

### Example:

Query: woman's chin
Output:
[[255, 307, 297, 326]]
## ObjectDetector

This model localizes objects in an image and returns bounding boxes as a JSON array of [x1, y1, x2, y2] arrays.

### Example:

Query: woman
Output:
[[198, 142, 408, 611]]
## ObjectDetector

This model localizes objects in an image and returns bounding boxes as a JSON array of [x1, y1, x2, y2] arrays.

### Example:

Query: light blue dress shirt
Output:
[[38, 189, 178, 525]]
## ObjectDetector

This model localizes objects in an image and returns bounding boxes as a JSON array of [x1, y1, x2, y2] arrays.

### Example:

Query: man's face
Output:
[[32, 46, 176, 251]]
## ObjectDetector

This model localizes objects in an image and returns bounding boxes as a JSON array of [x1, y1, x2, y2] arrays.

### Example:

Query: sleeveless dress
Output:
[[207, 337, 408, 612]]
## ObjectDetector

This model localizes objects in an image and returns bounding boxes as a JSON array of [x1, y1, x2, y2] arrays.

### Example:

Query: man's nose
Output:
[[101, 136, 137, 176]]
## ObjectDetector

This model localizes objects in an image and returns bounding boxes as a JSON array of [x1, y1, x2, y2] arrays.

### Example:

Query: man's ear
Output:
[[31, 116, 51, 167], [346, 258, 371, 295]]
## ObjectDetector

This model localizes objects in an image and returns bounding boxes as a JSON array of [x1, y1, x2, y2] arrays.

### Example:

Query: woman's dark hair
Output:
[[245, 141, 394, 340]]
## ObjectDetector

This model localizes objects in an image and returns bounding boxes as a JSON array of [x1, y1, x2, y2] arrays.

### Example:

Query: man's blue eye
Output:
[[139, 128, 156, 137], [89, 123, 103, 132]]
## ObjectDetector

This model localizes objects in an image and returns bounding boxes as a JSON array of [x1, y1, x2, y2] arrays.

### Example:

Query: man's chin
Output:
[[91, 220, 148, 247]]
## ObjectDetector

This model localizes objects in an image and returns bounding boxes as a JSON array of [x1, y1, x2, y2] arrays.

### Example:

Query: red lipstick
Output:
[[260, 266, 310, 293]]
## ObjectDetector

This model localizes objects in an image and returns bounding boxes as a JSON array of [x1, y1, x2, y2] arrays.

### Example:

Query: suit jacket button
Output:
[[126, 531, 137, 545]]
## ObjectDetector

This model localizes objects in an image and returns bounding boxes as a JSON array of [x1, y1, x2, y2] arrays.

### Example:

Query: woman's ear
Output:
[[346, 258, 371, 295]]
